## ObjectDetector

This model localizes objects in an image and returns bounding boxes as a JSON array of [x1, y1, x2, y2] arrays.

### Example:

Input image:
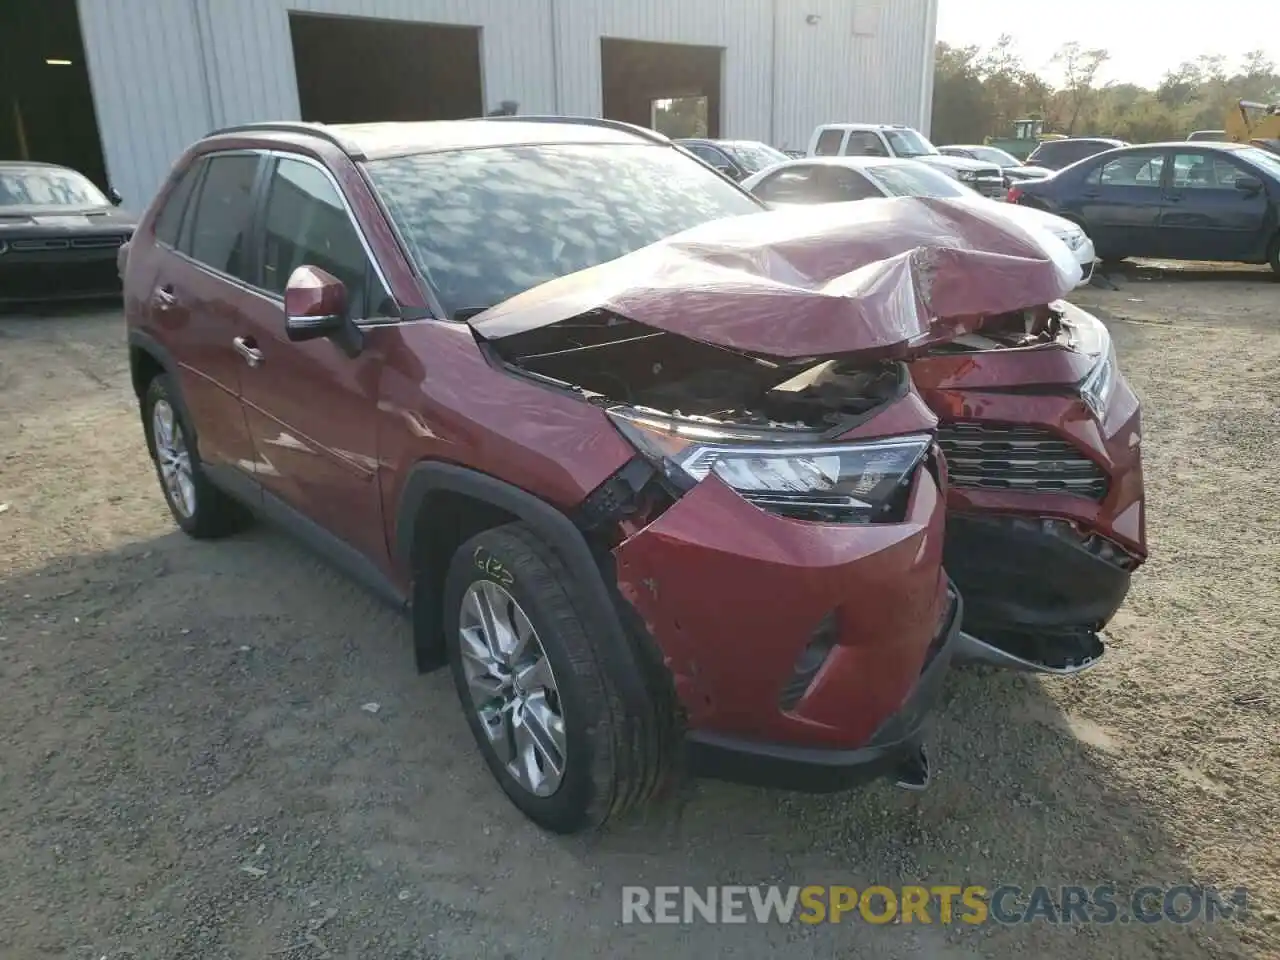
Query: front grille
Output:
[[936, 422, 1109, 500], [0, 258, 121, 298], [9, 234, 128, 252]]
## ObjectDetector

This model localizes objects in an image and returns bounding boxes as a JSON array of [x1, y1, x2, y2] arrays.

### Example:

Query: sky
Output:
[[936, 0, 1280, 88]]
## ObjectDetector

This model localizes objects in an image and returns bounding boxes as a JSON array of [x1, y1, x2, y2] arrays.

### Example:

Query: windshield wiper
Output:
[[453, 306, 493, 322]]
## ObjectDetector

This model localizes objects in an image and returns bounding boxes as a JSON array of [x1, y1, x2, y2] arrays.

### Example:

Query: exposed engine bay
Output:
[[485, 309, 908, 435], [926, 303, 1077, 354]]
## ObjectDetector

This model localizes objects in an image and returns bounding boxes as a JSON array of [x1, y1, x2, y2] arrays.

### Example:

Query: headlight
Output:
[[957, 170, 977, 181], [607, 406, 932, 524], [1057, 229, 1086, 252], [1059, 303, 1117, 418]]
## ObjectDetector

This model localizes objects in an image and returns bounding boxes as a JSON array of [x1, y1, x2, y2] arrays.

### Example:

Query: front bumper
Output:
[[0, 249, 124, 304], [912, 332, 1146, 675], [945, 512, 1131, 673], [686, 588, 961, 792], [614, 449, 951, 752], [972, 176, 1008, 200]]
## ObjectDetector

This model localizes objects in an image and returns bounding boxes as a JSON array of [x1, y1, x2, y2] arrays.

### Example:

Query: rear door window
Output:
[[813, 129, 845, 156], [825, 168, 882, 200], [183, 153, 262, 280], [687, 144, 730, 168], [845, 132, 888, 157], [753, 167, 823, 203], [1087, 153, 1165, 187], [153, 160, 205, 247], [258, 156, 390, 317]]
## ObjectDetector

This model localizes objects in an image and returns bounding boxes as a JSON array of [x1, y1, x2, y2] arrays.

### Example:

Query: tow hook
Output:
[[894, 744, 931, 791]]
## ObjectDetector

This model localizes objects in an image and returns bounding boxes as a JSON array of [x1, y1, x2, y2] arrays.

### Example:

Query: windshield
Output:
[[725, 141, 789, 174], [969, 146, 1020, 167], [366, 143, 762, 318], [883, 129, 938, 158], [0, 166, 107, 208], [1239, 146, 1280, 177], [861, 163, 972, 199]]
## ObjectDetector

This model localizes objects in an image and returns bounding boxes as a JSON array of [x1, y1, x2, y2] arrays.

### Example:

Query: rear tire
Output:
[[442, 522, 672, 834], [142, 374, 249, 539]]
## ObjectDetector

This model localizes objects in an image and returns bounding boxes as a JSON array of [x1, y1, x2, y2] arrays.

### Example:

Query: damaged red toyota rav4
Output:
[[121, 118, 1144, 833]]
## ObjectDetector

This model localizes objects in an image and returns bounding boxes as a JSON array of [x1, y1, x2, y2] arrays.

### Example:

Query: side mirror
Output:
[[284, 265, 349, 342], [1235, 175, 1263, 194], [109, 187, 123, 206], [712, 162, 740, 180]]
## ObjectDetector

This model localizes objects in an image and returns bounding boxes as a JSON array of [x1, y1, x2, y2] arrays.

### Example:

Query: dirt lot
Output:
[[1, 265, 1277, 960]]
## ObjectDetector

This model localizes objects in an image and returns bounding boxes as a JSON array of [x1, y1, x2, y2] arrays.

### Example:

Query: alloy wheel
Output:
[[458, 580, 567, 797], [152, 399, 196, 518]]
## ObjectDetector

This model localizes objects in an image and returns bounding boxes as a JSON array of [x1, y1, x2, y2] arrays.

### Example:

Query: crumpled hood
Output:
[[470, 195, 1082, 360]]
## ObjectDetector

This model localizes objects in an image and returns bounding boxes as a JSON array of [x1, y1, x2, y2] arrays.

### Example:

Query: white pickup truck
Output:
[[806, 123, 1008, 200]]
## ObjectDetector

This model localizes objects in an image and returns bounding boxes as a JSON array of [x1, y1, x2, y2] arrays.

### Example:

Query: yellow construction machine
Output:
[[1226, 99, 1280, 154]]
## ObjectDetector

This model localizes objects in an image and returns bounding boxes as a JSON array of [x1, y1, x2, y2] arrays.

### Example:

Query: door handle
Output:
[[153, 286, 178, 309], [1164, 195, 1183, 203], [232, 336, 264, 368]]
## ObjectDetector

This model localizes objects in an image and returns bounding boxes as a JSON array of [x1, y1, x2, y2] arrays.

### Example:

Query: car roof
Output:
[[676, 138, 773, 148], [816, 123, 912, 131], [760, 156, 923, 173], [0, 160, 70, 171], [1110, 141, 1251, 151], [202, 117, 669, 162], [1036, 137, 1124, 147]]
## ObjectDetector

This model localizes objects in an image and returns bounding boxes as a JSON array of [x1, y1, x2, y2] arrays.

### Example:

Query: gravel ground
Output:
[[1, 265, 1276, 960]]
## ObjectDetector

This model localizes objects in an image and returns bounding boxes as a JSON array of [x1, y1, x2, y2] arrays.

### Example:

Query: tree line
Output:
[[930, 36, 1279, 146]]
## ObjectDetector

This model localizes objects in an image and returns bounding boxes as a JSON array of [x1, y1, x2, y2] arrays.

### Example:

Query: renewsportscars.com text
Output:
[[621, 884, 1248, 926]]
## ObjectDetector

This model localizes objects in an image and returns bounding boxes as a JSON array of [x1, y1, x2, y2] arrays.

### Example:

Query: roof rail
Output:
[[474, 114, 671, 145], [204, 121, 366, 159]]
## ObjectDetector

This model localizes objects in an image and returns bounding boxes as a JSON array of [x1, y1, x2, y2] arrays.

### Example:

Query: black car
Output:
[[0, 161, 135, 305], [1026, 137, 1128, 171], [1008, 141, 1280, 273], [674, 138, 790, 181], [938, 144, 1053, 183]]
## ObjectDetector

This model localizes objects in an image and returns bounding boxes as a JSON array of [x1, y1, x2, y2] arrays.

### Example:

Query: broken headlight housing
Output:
[[1059, 301, 1118, 419], [607, 406, 931, 524]]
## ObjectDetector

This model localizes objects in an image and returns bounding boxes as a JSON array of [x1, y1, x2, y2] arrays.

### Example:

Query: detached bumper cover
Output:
[[685, 589, 962, 792], [945, 512, 1132, 672]]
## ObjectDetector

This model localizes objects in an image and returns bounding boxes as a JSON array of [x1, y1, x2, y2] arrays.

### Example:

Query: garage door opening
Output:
[[0, 0, 108, 191], [289, 13, 483, 124], [601, 38, 722, 137]]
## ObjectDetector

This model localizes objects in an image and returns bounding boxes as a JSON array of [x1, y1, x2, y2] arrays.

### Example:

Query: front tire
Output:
[[442, 522, 671, 833], [1268, 234, 1279, 277], [142, 374, 248, 539]]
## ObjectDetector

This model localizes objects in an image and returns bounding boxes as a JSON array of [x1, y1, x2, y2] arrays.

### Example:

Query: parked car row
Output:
[[116, 116, 1146, 834], [693, 123, 1280, 277], [738, 155, 1097, 284], [1008, 140, 1280, 273], [0, 161, 135, 305]]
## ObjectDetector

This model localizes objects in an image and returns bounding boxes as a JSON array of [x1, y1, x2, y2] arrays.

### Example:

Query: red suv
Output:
[[121, 118, 1140, 833]]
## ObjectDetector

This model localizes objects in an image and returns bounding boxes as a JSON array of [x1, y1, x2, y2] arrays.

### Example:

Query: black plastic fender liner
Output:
[[127, 329, 198, 448], [393, 461, 653, 711]]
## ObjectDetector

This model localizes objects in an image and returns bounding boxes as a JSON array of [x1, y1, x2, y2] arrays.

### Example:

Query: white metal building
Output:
[[66, 0, 938, 208]]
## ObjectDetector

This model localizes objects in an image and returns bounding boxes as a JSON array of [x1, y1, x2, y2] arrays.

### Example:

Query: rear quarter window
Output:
[[153, 160, 204, 247]]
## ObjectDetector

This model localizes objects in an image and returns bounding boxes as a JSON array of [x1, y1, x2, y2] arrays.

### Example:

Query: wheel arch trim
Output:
[[394, 461, 651, 708]]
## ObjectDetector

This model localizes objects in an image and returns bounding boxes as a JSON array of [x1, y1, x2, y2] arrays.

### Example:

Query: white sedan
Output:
[[740, 156, 1097, 287]]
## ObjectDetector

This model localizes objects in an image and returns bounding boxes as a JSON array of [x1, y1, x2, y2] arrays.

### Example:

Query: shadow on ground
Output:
[[0, 523, 1250, 959]]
